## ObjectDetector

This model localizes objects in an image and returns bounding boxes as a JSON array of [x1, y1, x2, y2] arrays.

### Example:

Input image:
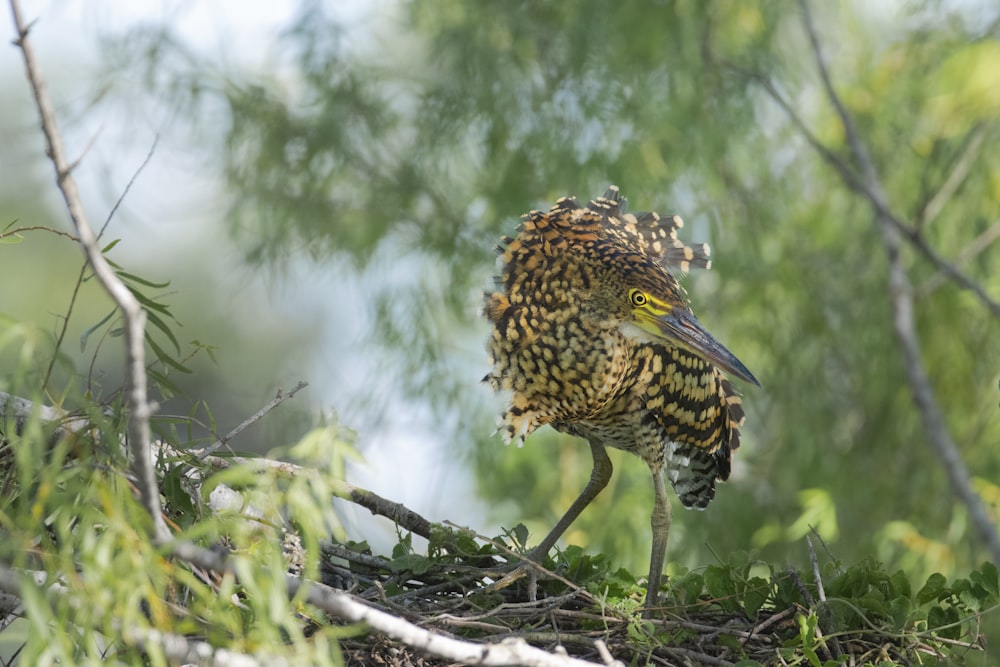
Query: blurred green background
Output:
[[2, 0, 998, 596]]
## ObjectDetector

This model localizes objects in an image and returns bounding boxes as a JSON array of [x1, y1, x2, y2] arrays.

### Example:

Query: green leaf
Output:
[[116, 270, 170, 289], [743, 576, 770, 617], [917, 573, 947, 605], [927, 604, 961, 640], [145, 308, 182, 354], [146, 335, 191, 374], [704, 565, 739, 611], [888, 595, 913, 632], [970, 561, 999, 600], [512, 523, 529, 549], [889, 569, 911, 599], [672, 572, 705, 607], [389, 553, 433, 576], [100, 238, 121, 253], [79, 308, 117, 351], [127, 284, 172, 315]]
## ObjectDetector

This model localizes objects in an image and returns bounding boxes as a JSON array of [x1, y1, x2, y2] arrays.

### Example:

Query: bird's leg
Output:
[[644, 466, 672, 615], [526, 439, 612, 564]]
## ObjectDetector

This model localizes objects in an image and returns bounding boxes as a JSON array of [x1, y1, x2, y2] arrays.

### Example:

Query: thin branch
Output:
[[798, 0, 1000, 564], [0, 225, 78, 242], [9, 0, 168, 541], [202, 450, 439, 541], [98, 135, 159, 239], [806, 533, 843, 660], [920, 218, 1000, 295], [916, 124, 988, 230], [286, 572, 608, 667], [194, 381, 309, 459], [728, 63, 1000, 319], [161, 544, 609, 667]]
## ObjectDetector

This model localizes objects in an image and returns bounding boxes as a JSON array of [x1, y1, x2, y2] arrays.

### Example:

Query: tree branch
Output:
[[724, 62, 1000, 319], [920, 218, 1000, 295], [798, 0, 1000, 564], [158, 544, 613, 667], [9, 0, 169, 541], [193, 381, 309, 459], [915, 124, 988, 230]]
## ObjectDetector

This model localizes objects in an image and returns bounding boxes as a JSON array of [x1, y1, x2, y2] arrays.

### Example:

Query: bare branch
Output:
[[916, 125, 988, 230], [920, 218, 1000, 295], [725, 62, 1000, 319], [8, 0, 168, 541], [798, 0, 1000, 564], [194, 381, 309, 459], [197, 449, 439, 540], [153, 544, 611, 667], [285, 574, 609, 667], [0, 224, 78, 242]]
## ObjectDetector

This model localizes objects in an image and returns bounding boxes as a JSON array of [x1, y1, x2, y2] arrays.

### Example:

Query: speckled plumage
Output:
[[483, 186, 757, 611], [484, 186, 746, 508]]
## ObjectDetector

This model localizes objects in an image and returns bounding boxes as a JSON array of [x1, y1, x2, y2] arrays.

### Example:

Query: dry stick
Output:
[[194, 381, 309, 459], [195, 449, 439, 540], [172, 540, 608, 667], [797, 0, 1000, 566], [9, 0, 169, 542], [806, 534, 843, 660]]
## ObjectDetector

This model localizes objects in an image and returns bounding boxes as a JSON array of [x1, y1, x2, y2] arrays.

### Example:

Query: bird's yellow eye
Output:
[[629, 289, 648, 307]]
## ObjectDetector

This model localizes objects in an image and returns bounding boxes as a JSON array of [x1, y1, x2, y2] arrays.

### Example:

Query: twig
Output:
[[194, 381, 309, 459], [743, 607, 796, 645], [593, 639, 623, 667], [9, 0, 168, 542], [0, 225, 78, 242], [290, 574, 608, 666], [169, 540, 610, 666], [806, 534, 843, 660], [660, 646, 733, 666], [443, 520, 607, 612], [915, 124, 988, 230], [798, 0, 1000, 565], [921, 218, 1000, 295], [43, 137, 160, 392], [724, 64, 1000, 320], [199, 450, 439, 541]]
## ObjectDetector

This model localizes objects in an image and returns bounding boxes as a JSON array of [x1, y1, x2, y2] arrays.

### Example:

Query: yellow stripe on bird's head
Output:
[[628, 288, 760, 386]]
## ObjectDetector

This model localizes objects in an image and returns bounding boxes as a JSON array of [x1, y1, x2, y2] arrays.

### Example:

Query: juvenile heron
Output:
[[483, 186, 758, 609]]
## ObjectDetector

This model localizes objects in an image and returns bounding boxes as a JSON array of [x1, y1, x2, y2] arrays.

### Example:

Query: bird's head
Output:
[[582, 253, 759, 387], [621, 280, 760, 386]]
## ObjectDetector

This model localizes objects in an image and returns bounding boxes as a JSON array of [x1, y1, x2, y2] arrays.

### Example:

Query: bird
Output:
[[482, 185, 759, 612]]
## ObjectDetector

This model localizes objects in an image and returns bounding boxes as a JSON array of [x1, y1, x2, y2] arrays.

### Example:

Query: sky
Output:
[[1, 0, 492, 553]]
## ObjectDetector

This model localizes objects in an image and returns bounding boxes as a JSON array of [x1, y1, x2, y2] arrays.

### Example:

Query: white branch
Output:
[[288, 575, 609, 667], [8, 0, 168, 542]]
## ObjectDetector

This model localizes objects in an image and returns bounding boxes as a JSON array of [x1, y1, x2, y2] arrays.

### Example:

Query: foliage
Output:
[[3, 0, 1000, 664], [96, 0, 1000, 589], [1, 313, 362, 664], [317, 523, 1000, 665]]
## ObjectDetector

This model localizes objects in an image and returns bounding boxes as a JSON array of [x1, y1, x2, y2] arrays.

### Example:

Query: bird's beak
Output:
[[647, 309, 760, 386]]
